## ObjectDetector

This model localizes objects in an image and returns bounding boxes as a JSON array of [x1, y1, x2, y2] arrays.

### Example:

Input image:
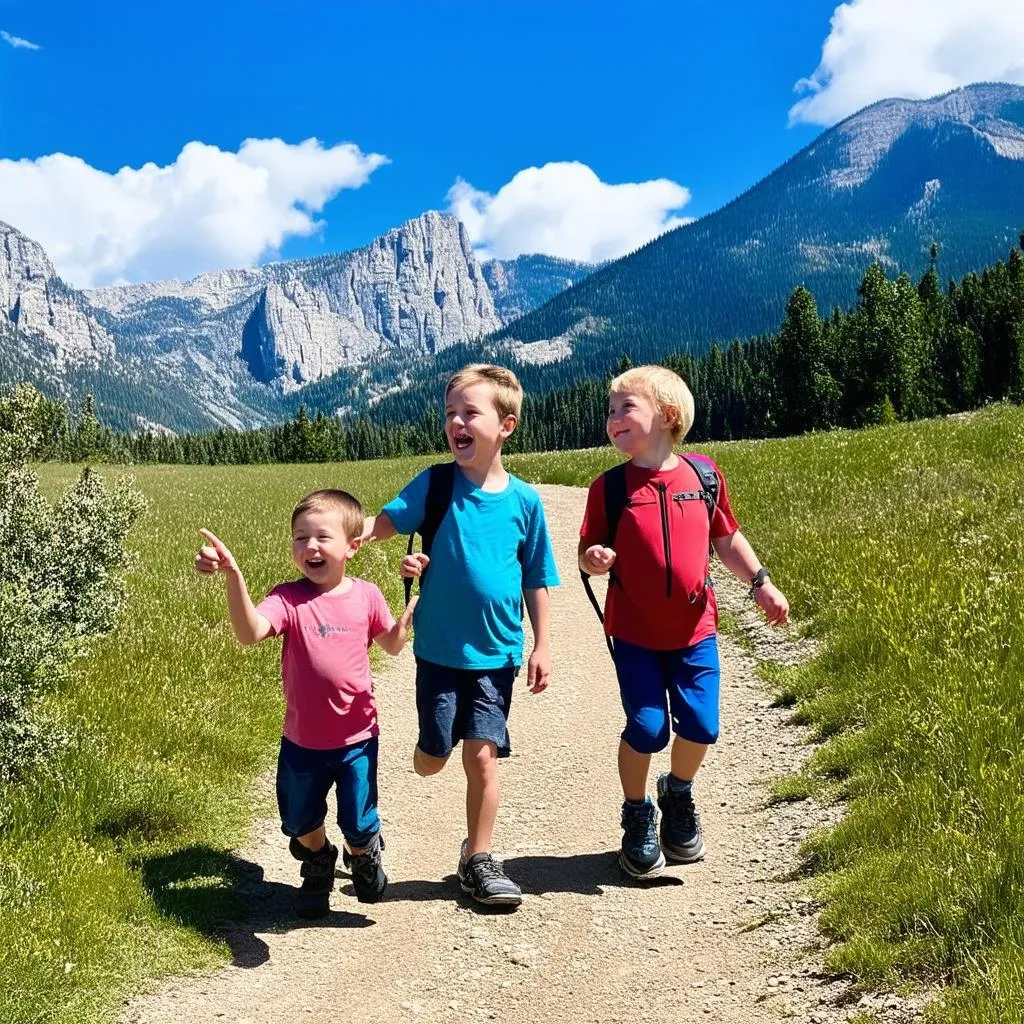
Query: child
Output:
[[195, 488, 414, 918], [578, 365, 789, 880], [362, 364, 559, 908]]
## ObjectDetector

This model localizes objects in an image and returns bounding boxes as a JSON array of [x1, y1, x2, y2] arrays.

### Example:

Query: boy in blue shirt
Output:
[[363, 364, 559, 907]]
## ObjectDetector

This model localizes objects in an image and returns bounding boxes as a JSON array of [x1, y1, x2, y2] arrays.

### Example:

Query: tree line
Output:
[[13, 236, 1023, 465]]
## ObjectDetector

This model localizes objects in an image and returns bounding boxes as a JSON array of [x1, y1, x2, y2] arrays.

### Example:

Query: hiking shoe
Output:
[[457, 840, 523, 907], [342, 832, 386, 873], [619, 798, 666, 879], [348, 832, 388, 904], [289, 838, 338, 919], [656, 773, 706, 863]]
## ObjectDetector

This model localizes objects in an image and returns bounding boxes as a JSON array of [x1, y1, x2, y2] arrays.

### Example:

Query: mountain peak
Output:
[[828, 82, 1024, 188]]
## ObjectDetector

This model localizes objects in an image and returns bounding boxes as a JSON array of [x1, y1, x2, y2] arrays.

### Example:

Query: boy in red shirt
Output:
[[196, 489, 414, 917], [579, 366, 789, 879]]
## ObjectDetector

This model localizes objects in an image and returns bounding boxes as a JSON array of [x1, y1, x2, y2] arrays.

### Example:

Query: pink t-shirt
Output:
[[256, 576, 396, 750]]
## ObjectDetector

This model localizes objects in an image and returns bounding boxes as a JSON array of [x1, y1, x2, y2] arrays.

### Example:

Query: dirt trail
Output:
[[121, 483, 894, 1024]]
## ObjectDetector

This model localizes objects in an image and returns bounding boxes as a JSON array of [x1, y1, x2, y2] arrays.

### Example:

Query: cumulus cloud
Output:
[[0, 138, 388, 287], [446, 161, 692, 263], [791, 0, 1024, 126], [1, 30, 41, 50]]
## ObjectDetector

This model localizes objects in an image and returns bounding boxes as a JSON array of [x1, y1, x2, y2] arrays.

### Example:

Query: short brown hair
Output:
[[610, 365, 695, 443], [445, 363, 524, 421], [291, 489, 364, 539]]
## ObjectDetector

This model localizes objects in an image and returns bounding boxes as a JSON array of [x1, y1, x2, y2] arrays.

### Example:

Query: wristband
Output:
[[748, 567, 769, 600]]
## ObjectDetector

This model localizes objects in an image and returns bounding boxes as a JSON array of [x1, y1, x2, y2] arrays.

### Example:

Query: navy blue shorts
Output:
[[612, 635, 721, 752], [415, 658, 517, 759], [276, 735, 381, 848]]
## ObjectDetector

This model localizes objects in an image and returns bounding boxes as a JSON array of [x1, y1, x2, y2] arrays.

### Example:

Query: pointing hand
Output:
[[196, 529, 239, 575]]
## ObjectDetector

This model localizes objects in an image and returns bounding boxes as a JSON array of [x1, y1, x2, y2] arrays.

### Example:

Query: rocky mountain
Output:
[[495, 83, 1024, 371], [482, 255, 596, 324], [0, 213, 591, 430]]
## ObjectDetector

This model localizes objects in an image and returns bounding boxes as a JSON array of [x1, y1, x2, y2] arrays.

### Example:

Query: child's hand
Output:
[[755, 582, 790, 627], [397, 595, 418, 634], [526, 644, 551, 693], [582, 545, 616, 575], [401, 553, 430, 578], [195, 529, 239, 575]]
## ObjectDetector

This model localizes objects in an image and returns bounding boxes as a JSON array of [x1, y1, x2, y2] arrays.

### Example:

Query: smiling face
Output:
[[290, 509, 359, 591], [607, 388, 674, 459], [444, 381, 517, 474]]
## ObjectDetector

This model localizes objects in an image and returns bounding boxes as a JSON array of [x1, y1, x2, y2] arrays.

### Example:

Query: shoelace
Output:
[[665, 791, 698, 836], [622, 804, 659, 851], [469, 854, 508, 884]]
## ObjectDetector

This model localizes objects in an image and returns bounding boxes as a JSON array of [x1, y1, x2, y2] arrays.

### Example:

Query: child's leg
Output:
[[334, 737, 387, 903], [658, 635, 720, 864], [413, 657, 458, 776], [612, 639, 672, 799], [463, 738, 500, 857], [669, 737, 709, 783]]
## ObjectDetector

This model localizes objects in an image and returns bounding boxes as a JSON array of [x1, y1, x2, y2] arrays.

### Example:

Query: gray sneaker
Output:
[[619, 797, 667, 879], [656, 773, 706, 863], [457, 839, 523, 907]]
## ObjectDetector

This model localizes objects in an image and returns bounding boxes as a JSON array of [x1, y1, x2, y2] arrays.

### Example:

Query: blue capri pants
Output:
[[612, 635, 721, 753]]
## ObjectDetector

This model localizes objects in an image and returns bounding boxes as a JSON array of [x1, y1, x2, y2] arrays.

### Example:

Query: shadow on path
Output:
[[139, 845, 374, 969], [503, 850, 685, 894]]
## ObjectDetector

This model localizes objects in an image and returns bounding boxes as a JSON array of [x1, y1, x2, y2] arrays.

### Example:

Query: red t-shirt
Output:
[[580, 455, 739, 651], [256, 576, 395, 750]]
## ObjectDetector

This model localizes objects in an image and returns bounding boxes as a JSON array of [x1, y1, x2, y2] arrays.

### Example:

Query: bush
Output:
[[0, 384, 146, 783]]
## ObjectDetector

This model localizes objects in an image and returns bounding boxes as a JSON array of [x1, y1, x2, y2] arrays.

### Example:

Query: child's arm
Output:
[[523, 587, 552, 693], [373, 597, 418, 656], [711, 531, 790, 627], [195, 529, 274, 645], [361, 512, 398, 544]]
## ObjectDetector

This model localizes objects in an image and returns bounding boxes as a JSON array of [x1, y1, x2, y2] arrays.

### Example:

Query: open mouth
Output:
[[305, 556, 326, 570], [452, 431, 473, 451]]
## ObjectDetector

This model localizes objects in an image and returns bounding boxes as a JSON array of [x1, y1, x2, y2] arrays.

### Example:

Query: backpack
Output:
[[403, 462, 528, 605], [581, 455, 720, 657], [404, 461, 458, 606]]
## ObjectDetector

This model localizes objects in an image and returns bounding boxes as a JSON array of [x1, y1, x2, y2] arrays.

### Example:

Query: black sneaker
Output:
[[341, 832, 385, 873], [289, 838, 338, 919], [619, 798, 666, 879], [457, 840, 523, 907], [348, 832, 388, 903], [656, 773, 706, 863]]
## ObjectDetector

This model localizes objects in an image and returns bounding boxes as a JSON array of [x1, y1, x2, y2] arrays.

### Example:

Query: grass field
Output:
[[2, 405, 1023, 1023]]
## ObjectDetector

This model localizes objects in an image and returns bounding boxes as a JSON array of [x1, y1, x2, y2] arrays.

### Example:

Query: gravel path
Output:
[[121, 484, 921, 1024]]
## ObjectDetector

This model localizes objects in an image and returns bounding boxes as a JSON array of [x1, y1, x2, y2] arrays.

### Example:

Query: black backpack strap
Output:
[[680, 455, 719, 520], [581, 462, 629, 658], [404, 461, 457, 605]]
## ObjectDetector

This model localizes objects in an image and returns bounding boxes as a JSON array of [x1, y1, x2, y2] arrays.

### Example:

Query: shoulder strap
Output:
[[581, 462, 629, 658], [680, 455, 719, 519], [404, 462, 457, 605]]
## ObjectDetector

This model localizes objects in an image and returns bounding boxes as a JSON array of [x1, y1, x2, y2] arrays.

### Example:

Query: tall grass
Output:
[[0, 458, 431, 1024], [511, 404, 1024, 1023], [4, 409, 1022, 1023]]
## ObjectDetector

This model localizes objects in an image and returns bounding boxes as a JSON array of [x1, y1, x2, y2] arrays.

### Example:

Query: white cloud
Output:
[[791, 0, 1024, 126], [0, 138, 388, 287], [1, 29, 41, 50], [446, 161, 692, 263]]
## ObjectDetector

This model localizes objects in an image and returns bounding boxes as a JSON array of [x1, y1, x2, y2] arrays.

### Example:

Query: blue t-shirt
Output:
[[382, 467, 560, 670]]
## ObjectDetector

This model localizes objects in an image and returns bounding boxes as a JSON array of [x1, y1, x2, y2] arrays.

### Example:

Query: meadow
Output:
[[2, 405, 1022, 1023]]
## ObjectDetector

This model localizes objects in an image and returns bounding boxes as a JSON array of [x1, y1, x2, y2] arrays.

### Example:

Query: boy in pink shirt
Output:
[[196, 489, 414, 917]]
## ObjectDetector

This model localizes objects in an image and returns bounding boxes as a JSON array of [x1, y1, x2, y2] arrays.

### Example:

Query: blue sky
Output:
[[2, 0, 1022, 287]]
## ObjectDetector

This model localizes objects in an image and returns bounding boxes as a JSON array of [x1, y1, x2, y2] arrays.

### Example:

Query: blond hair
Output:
[[291, 489, 364, 540], [445, 363, 523, 421], [610, 365, 695, 443]]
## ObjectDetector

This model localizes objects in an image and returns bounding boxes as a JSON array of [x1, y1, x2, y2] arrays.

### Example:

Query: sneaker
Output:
[[656, 773, 706, 863], [457, 840, 523, 907], [348, 832, 388, 904], [619, 798, 666, 879], [289, 838, 339, 919], [341, 832, 385, 873]]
